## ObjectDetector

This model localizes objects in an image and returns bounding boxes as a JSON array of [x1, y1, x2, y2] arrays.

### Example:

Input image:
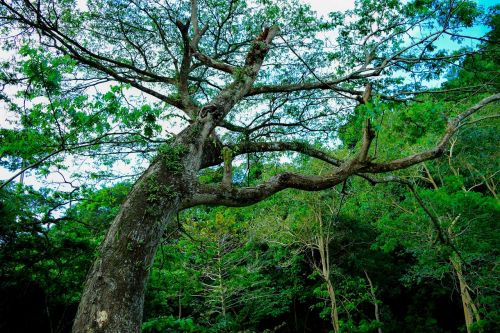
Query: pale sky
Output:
[[302, 0, 354, 13]]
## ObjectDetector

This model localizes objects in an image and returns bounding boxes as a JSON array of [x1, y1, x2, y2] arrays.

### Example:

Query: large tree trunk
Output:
[[72, 122, 211, 333], [72, 176, 177, 332], [70, 24, 277, 329]]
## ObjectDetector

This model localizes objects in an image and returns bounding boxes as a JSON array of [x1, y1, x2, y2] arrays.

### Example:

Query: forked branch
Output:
[[188, 94, 499, 208]]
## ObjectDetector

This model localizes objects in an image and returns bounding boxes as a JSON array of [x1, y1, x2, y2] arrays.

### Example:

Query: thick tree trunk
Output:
[[71, 174, 178, 332], [72, 122, 212, 332]]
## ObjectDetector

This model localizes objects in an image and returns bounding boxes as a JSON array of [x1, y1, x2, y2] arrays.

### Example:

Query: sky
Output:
[[303, 0, 499, 13], [302, 0, 354, 13], [1, 0, 499, 187]]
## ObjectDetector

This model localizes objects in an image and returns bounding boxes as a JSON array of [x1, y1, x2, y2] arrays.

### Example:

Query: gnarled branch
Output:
[[190, 94, 499, 208]]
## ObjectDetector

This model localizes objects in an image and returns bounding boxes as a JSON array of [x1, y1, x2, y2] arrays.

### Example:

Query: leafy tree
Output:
[[337, 47, 500, 332], [0, 182, 129, 332], [148, 209, 291, 332], [0, 0, 498, 332], [251, 181, 386, 333]]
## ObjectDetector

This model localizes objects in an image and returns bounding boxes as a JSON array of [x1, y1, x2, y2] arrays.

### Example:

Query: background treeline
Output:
[[1, 12, 499, 333]]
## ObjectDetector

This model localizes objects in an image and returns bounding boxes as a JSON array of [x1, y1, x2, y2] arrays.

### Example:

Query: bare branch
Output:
[[189, 94, 499, 208], [191, 51, 236, 74], [0, 148, 63, 190], [183, 169, 352, 208], [361, 94, 500, 173], [231, 141, 343, 166]]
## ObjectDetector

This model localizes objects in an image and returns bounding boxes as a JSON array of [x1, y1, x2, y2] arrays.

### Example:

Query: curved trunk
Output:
[[70, 26, 281, 331], [72, 175, 178, 332], [72, 123, 211, 333]]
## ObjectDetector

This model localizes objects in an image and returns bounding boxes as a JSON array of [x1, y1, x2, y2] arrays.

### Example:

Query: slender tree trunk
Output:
[[450, 256, 482, 333], [217, 247, 227, 319], [316, 217, 340, 333], [326, 278, 340, 333], [178, 290, 182, 319], [364, 270, 382, 333]]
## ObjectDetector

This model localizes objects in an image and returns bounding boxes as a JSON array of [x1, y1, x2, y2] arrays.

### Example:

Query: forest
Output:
[[0, 0, 498, 332]]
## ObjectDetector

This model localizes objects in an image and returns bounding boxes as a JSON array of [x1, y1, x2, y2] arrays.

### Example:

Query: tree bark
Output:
[[72, 121, 211, 332], [326, 279, 340, 333], [72, 164, 180, 332], [450, 256, 482, 333], [316, 213, 340, 333], [364, 270, 382, 333]]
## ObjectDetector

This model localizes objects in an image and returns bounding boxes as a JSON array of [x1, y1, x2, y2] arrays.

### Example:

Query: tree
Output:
[[181, 211, 288, 331], [250, 180, 385, 333], [0, 0, 498, 331], [0, 182, 129, 332]]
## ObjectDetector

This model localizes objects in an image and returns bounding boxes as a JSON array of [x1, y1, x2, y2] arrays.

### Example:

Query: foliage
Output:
[[0, 182, 129, 332], [0, 0, 498, 332]]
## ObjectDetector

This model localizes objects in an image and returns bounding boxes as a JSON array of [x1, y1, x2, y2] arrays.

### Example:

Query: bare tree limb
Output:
[[230, 141, 343, 166], [183, 168, 353, 208], [189, 94, 499, 208], [361, 94, 500, 173]]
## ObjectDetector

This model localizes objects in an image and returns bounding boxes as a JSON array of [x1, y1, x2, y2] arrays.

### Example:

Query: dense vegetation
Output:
[[0, 0, 498, 332], [2, 60, 498, 331]]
